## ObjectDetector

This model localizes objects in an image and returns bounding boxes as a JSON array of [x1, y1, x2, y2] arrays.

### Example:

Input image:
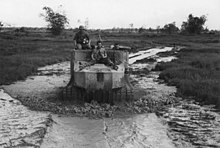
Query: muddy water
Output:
[[130, 47, 220, 147], [0, 47, 178, 148], [129, 47, 174, 64], [163, 101, 220, 148], [0, 89, 50, 147], [1, 46, 220, 148], [41, 47, 178, 148], [131, 71, 220, 147], [42, 114, 174, 148]]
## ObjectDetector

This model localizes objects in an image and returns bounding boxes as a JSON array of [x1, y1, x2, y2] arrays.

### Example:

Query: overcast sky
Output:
[[0, 0, 219, 29]]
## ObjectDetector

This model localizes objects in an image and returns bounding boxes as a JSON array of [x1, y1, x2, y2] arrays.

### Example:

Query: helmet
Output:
[[79, 25, 85, 30]]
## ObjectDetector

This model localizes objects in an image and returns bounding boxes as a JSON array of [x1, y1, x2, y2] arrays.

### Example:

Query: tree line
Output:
[[160, 14, 207, 34], [0, 6, 211, 35]]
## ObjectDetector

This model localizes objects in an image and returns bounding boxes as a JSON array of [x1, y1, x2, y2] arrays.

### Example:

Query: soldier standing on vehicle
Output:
[[73, 25, 91, 49]]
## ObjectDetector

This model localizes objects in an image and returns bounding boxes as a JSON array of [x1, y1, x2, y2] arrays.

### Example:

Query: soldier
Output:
[[91, 41, 118, 70], [112, 43, 120, 50], [73, 25, 90, 49], [91, 41, 107, 61]]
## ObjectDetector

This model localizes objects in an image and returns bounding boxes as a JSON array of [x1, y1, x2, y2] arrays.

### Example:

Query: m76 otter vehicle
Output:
[[62, 49, 133, 104]]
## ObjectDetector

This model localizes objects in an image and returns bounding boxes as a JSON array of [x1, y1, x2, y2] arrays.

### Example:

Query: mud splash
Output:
[[0, 89, 51, 147]]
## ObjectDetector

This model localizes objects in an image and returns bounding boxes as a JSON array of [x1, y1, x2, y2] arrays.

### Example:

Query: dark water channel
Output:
[[0, 47, 219, 148]]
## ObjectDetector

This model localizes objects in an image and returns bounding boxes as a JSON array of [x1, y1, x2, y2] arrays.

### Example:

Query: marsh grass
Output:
[[0, 52, 70, 84], [155, 46, 220, 107], [1, 29, 220, 108], [0, 31, 72, 85]]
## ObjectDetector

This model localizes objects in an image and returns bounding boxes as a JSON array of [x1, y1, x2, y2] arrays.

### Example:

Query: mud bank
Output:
[[2, 62, 70, 113], [161, 100, 220, 148], [0, 89, 52, 147]]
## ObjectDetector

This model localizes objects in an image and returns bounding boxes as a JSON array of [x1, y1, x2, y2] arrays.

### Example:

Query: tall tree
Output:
[[181, 14, 207, 34], [40, 6, 69, 35]]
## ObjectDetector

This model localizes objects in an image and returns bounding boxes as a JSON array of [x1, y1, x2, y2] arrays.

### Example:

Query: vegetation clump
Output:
[[181, 14, 207, 34], [156, 47, 220, 107], [0, 31, 72, 85], [161, 22, 179, 34]]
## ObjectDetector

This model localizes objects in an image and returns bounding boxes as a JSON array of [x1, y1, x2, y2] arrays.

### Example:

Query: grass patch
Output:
[[156, 46, 220, 108], [0, 52, 70, 84], [0, 31, 72, 85]]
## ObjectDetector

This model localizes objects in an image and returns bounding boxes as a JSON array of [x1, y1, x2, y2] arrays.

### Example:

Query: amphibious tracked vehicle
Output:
[[62, 49, 133, 104]]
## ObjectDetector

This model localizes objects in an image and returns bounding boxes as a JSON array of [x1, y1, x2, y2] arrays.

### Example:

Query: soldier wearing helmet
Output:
[[73, 25, 91, 49]]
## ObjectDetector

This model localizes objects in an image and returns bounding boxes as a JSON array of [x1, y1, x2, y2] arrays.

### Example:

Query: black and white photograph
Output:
[[0, 0, 220, 147]]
